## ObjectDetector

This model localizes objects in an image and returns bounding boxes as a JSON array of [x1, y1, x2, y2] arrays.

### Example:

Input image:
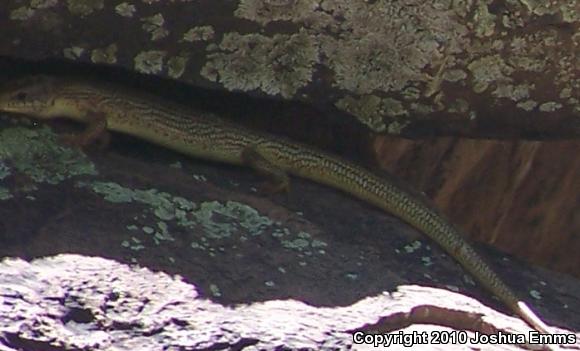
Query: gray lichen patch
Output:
[[78, 180, 196, 248], [182, 26, 215, 42], [560, 88, 573, 100], [193, 200, 274, 240], [31, 0, 59, 8], [63, 46, 85, 60], [167, 55, 190, 79], [444, 69, 468, 83], [505, 30, 579, 112], [141, 13, 169, 41], [79, 180, 325, 258], [134, 50, 167, 74], [0, 126, 97, 185], [121, 236, 145, 251], [403, 240, 422, 254], [6, 0, 576, 137], [382, 98, 409, 118], [492, 83, 532, 102], [9, 7, 35, 20], [201, 30, 318, 98], [235, 0, 320, 25], [539, 101, 563, 112], [386, 120, 410, 135], [323, 35, 421, 95], [507, 35, 549, 72], [229, 0, 578, 131], [473, 1, 496, 38], [66, 0, 104, 17], [318, 1, 468, 95], [335, 95, 386, 132], [235, 0, 472, 101], [467, 55, 514, 94], [84, 181, 135, 203], [209, 283, 222, 297], [517, 100, 538, 111], [280, 231, 322, 255], [9, 0, 59, 20], [335, 95, 408, 132], [519, 0, 580, 22], [91, 44, 118, 64], [115, 2, 136, 18]]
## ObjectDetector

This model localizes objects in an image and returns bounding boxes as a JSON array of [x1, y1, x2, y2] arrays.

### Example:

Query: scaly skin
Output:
[[0, 75, 550, 334]]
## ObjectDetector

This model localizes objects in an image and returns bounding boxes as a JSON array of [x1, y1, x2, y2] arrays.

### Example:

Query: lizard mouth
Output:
[[0, 96, 25, 113], [0, 99, 50, 116]]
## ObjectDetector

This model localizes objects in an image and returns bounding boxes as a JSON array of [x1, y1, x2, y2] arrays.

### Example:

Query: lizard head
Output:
[[0, 75, 59, 119]]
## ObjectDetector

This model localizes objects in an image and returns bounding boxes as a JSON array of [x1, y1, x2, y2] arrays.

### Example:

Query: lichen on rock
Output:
[[66, 0, 104, 17], [31, 0, 59, 8], [77, 180, 324, 258], [9, 6, 35, 20], [201, 29, 318, 98], [335, 95, 386, 132], [91, 43, 118, 64], [115, 2, 136, 18], [230, 0, 471, 129], [0, 126, 96, 186], [468, 55, 514, 94], [183, 26, 215, 43], [318, 1, 468, 95], [134, 50, 167, 74], [235, 0, 320, 25], [63, 46, 85, 60], [167, 54, 190, 79], [519, 0, 580, 22], [141, 13, 169, 41]]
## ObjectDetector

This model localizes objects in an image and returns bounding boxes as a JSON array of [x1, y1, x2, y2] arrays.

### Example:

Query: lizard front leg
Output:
[[241, 146, 291, 194], [59, 111, 110, 149]]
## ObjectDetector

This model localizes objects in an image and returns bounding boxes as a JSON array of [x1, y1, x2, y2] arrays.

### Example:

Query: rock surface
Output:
[[0, 124, 579, 350], [0, 255, 578, 351], [0, 0, 579, 275], [0, 0, 578, 138]]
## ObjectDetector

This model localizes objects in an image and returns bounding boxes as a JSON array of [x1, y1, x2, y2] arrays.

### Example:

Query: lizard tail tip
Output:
[[517, 301, 551, 334]]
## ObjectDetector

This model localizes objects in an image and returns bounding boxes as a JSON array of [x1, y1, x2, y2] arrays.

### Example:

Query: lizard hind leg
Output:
[[241, 146, 291, 194]]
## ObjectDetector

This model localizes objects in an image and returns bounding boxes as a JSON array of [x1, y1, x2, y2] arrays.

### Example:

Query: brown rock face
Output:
[[374, 137, 580, 277]]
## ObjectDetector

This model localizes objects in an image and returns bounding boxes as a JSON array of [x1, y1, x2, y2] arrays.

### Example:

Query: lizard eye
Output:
[[15, 91, 27, 101]]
